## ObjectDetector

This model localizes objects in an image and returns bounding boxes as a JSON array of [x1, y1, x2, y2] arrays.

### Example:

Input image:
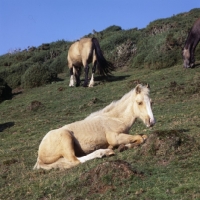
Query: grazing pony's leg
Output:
[[89, 60, 97, 87], [83, 64, 89, 87], [69, 67, 75, 87], [74, 66, 81, 87], [69, 66, 81, 87], [106, 132, 147, 149]]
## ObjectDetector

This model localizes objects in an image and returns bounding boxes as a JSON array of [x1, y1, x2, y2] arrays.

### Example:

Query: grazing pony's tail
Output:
[[92, 37, 115, 76]]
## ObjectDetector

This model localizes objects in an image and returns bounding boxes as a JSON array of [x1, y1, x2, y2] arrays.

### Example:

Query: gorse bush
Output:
[[0, 40, 70, 90], [0, 63, 29, 88], [49, 51, 68, 74], [21, 64, 57, 88]]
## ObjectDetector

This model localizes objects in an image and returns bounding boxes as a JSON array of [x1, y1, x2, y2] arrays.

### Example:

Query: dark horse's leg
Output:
[[83, 65, 89, 87], [190, 39, 200, 67]]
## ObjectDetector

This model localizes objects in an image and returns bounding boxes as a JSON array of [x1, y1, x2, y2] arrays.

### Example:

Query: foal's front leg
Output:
[[106, 132, 147, 149]]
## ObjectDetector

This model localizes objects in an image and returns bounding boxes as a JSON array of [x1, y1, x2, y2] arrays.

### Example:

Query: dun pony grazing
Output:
[[67, 37, 115, 87], [33, 84, 155, 170], [183, 17, 200, 68]]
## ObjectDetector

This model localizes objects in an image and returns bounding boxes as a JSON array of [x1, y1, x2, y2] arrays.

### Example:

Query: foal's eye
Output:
[[138, 102, 143, 105]]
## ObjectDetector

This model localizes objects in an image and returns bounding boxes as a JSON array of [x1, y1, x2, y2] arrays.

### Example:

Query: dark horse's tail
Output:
[[92, 38, 115, 76]]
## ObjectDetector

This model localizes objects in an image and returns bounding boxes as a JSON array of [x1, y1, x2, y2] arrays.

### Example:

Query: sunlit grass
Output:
[[1, 65, 200, 199]]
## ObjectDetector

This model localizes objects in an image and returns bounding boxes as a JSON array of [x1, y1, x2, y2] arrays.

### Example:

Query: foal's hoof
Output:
[[141, 134, 148, 142], [105, 149, 115, 157]]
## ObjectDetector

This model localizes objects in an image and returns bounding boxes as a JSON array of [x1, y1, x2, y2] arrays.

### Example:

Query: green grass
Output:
[[1, 64, 200, 199]]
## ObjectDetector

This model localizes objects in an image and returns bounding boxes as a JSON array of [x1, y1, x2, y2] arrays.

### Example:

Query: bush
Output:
[[102, 25, 122, 33], [0, 63, 29, 88], [49, 52, 67, 74], [31, 51, 49, 63], [21, 64, 57, 88]]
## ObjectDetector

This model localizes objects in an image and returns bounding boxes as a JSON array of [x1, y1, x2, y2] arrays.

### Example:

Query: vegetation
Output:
[[0, 8, 200, 200]]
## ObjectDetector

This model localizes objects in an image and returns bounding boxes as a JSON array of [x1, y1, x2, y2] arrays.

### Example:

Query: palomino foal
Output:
[[34, 84, 155, 170]]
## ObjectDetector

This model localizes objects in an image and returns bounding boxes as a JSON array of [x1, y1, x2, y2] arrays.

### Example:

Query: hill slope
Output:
[[0, 8, 200, 200]]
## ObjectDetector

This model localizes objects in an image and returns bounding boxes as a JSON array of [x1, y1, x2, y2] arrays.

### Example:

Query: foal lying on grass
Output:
[[34, 84, 155, 170]]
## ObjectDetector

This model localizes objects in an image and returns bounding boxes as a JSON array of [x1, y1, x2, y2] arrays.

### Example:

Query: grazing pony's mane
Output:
[[86, 86, 150, 119]]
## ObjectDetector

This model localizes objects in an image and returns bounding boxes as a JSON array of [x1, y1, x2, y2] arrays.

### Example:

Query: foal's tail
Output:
[[92, 38, 115, 76]]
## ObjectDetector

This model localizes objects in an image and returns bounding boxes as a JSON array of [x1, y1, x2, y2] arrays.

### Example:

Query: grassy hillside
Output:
[[1, 65, 200, 199], [0, 8, 200, 200]]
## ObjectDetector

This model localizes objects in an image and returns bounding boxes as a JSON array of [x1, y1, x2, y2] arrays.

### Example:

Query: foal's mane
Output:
[[85, 85, 149, 119]]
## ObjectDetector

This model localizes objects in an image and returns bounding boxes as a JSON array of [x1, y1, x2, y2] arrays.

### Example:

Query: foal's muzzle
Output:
[[147, 118, 156, 127]]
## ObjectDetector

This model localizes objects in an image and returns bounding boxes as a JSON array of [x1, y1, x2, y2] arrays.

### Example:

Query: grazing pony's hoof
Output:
[[83, 83, 88, 87]]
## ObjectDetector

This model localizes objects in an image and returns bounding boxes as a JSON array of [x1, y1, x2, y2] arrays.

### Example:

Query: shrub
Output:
[[102, 25, 122, 33], [21, 64, 57, 88], [31, 51, 49, 63], [49, 52, 67, 74], [0, 63, 29, 88]]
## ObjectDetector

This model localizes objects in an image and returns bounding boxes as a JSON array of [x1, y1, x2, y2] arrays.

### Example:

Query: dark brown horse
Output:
[[67, 37, 115, 87], [183, 18, 200, 68]]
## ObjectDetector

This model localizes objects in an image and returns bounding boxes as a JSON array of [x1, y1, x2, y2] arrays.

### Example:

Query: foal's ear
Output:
[[135, 84, 142, 94], [146, 83, 150, 89]]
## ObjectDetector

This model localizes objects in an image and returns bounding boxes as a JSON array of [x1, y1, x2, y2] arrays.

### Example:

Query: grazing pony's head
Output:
[[133, 84, 155, 127]]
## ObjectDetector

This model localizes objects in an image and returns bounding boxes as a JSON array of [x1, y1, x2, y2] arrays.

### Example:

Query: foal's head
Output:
[[133, 84, 155, 127]]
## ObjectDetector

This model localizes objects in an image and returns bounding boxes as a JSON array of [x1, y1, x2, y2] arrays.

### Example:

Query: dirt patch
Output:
[[80, 160, 144, 194], [12, 87, 24, 95], [138, 130, 199, 165], [27, 100, 43, 111], [2, 158, 18, 166], [168, 78, 200, 96]]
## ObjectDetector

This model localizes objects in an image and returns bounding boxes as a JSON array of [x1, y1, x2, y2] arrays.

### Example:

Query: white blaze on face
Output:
[[144, 96, 155, 126]]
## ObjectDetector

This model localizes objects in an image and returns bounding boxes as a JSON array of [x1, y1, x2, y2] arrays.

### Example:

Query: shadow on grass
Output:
[[93, 75, 130, 82], [194, 63, 200, 68], [0, 122, 15, 132]]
